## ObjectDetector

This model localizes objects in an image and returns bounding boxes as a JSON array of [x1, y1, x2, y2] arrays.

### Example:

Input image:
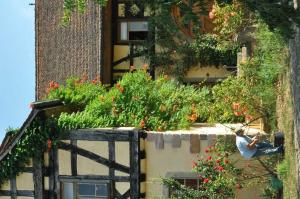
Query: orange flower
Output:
[[224, 159, 229, 164], [234, 111, 242, 116], [47, 139, 52, 151], [189, 113, 198, 122], [142, 64, 148, 71], [139, 119, 145, 128], [118, 86, 124, 93], [245, 115, 253, 121], [232, 102, 240, 110]]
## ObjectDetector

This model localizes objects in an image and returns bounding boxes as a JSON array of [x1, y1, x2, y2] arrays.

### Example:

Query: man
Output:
[[235, 129, 283, 159]]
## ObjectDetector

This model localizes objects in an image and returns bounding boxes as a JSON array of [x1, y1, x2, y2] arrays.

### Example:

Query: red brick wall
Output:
[[35, 0, 101, 100]]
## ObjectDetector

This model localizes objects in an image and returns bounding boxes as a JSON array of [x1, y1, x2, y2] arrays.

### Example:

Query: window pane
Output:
[[78, 183, 95, 196], [185, 179, 198, 190], [96, 184, 108, 196], [63, 183, 74, 199], [128, 22, 148, 31], [120, 22, 128, 41]]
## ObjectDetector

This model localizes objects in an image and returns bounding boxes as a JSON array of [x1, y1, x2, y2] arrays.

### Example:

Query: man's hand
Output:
[[247, 138, 259, 150]]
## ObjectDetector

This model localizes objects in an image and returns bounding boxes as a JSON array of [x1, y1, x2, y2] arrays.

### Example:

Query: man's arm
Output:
[[247, 138, 259, 150]]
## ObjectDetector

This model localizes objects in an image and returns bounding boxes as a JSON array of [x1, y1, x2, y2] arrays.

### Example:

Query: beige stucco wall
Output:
[[144, 130, 266, 199], [113, 45, 148, 70], [0, 197, 11, 199], [16, 173, 34, 190], [145, 139, 207, 198], [185, 66, 231, 79], [0, 181, 10, 190]]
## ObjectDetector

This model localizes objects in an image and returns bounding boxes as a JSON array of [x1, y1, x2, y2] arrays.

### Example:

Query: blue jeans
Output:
[[252, 140, 283, 157]]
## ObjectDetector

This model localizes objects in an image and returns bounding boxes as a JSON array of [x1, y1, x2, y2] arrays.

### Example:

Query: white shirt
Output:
[[236, 135, 257, 159]]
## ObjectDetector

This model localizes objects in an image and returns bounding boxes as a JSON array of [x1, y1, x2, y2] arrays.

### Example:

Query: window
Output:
[[169, 178, 201, 196], [115, 0, 149, 43], [164, 172, 202, 197], [61, 181, 110, 199]]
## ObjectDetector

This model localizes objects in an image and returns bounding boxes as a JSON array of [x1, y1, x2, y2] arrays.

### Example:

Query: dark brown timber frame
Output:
[[49, 129, 146, 199]]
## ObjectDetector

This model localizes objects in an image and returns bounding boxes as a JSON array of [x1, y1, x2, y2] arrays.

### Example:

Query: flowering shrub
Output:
[[48, 70, 212, 131], [164, 143, 241, 199]]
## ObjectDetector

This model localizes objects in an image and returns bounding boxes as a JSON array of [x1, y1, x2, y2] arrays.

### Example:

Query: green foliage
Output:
[[56, 70, 212, 131], [277, 159, 290, 180], [163, 143, 241, 199], [0, 118, 55, 185], [62, 0, 108, 25], [242, 0, 300, 38], [140, 0, 241, 77], [47, 77, 106, 109], [208, 21, 288, 129]]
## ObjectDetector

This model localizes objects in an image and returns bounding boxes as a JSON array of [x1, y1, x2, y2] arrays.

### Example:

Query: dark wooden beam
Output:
[[121, 189, 131, 198], [71, 139, 77, 176], [59, 175, 130, 182], [129, 131, 140, 198], [58, 141, 130, 174], [10, 177, 17, 199], [33, 154, 43, 199], [112, 51, 144, 67], [62, 130, 131, 141], [19, 167, 34, 173], [109, 141, 116, 198], [53, 148, 60, 199], [48, 149, 54, 199], [0, 190, 34, 197]]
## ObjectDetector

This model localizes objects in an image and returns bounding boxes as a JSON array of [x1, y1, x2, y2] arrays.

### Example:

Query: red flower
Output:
[[216, 166, 224, 172], [203, 178, 210, 183], [192, 161, 198, 168], [207, 156, 212, 161], [224, 159, 229, 164], [91, 79, 97, 84], [205, 148, 210, 153], [216, 159, 221, 164], [47, 139, 52, 151]]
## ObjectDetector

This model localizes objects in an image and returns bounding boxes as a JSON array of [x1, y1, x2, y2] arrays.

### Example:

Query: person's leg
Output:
[[252, 145, 283, 157], [256, 140, 273, 149]]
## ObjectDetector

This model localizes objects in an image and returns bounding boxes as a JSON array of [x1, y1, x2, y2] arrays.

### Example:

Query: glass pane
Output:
[[120, 22, 128, 41], [78, 183, 95, 196], [128, 21, 148, 31], [62, 182, 74, 199], [96, 184, 108, 196], [185, 179, 198, 190]]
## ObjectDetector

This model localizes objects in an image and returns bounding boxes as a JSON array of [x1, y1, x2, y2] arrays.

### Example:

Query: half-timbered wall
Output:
[[0, 128, 146, 199]]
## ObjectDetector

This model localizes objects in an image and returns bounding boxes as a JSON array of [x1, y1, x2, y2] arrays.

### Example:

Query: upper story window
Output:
[[115, 0, 149, 44]]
